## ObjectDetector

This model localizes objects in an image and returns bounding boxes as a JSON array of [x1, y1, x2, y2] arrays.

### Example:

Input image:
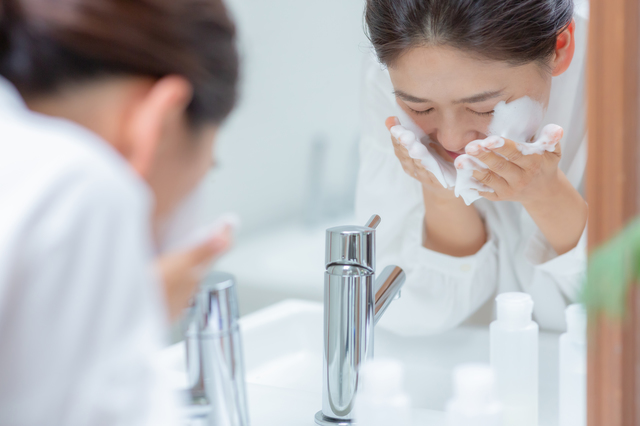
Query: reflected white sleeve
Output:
[[522, 223, 587, 330], [9, 175, 180, 426]]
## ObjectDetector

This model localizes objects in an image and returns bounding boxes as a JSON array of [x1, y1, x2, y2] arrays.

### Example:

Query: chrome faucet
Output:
[[184, 272, 250, 426], [315, 215, 406, 425]]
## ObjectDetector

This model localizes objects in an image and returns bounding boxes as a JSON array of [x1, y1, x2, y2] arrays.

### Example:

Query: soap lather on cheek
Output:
[[454, 97, 563, 204], [488, 96, 545, 143], [486, 96, 561, 155], [389, 124, 457, 189], [387, 96, 561, 206]]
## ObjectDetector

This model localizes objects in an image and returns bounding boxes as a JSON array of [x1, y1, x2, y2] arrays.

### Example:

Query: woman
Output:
[[356, 0, 588, 333], [0, 0, 237, 423]]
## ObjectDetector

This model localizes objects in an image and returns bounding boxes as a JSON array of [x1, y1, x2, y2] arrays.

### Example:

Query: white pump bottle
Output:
[[490, 292, 539, 426], [445, 363, 503, 426], [353, 359, 412, 426], [559, 303, 587, 426]]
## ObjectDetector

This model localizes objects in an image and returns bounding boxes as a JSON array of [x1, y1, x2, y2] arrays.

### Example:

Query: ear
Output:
[[125, 75, 193, 178], [551, 19, 576, 77]]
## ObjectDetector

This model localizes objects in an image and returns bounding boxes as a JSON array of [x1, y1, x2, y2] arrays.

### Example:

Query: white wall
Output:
[[201, 0, 370, 236]]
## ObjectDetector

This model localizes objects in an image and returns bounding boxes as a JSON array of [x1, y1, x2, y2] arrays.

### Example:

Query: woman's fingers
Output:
[[385, 116, 455, 198], [472, 169, 509, 194], [413, 158, 436, 183], [481, 135, 560, 168], [158, 226, 233, 320], [385, 116, 400, 131], [186, 226, 233, 267], [387, 118, 420, 176], [478, 190, 500, 201], [392, 143, 415, 173], [470, 137, 530, 167], [466, 142, 525, 183]]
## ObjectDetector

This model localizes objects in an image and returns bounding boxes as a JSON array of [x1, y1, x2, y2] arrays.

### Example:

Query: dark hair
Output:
[[0, 0, 239, 125], [365, 0, 574, 67]]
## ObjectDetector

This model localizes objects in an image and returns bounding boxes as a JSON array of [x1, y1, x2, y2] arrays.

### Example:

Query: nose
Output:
[[432, 118, 484, 153], [433, 127, 471, 153]]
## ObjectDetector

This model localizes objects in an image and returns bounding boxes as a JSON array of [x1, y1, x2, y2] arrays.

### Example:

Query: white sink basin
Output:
[[160, 299, 560, 426]]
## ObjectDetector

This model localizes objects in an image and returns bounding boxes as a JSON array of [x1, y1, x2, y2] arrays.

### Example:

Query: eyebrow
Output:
[[393, 90, 431, 104], [453, 90, 505, 104], [393, 89, 505, 105]]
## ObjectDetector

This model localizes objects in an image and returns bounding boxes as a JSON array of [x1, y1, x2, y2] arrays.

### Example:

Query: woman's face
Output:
[[23, 75, 218, 229], [387, 45, 553, 161], [146, 121, 218, 224]]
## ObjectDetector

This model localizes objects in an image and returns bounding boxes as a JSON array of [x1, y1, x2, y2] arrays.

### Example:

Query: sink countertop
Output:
[[247, 384, 445, 426], [163, 299, 561, 426]]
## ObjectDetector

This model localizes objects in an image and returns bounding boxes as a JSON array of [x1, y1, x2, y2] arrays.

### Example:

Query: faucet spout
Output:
[[317, 215, 407, 425], [374, 265, 406, 325], [184, 272, 250, 426]]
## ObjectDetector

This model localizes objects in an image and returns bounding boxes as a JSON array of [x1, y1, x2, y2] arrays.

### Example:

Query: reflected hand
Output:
[[157, 226, 233, 320], [466, 129, 564, 203], [385, 116, 456, 201]]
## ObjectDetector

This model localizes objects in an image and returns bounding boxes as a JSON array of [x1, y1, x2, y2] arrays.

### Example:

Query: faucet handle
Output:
[[325, 215, 381, 271], [364, 214, 381, 230], [192, 271, 239, 334]]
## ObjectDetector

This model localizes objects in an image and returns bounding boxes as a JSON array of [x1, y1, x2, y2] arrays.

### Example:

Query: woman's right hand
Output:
[[385, 117, 486, 255], [385, 116, 457, 201], [157, 226, 233, 320]]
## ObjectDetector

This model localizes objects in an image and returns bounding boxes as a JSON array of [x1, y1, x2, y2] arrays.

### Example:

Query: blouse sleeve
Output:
[[518, 130, 588, 330], [524, 224, 587, 299], [5, 172, 180, 426], [520, 215, 588, 330], [355, 54, 500, 335]]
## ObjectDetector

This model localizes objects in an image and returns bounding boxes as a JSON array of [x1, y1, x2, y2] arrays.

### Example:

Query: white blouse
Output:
[[0, 78, 179, 425], [355, 13, 588, 333]]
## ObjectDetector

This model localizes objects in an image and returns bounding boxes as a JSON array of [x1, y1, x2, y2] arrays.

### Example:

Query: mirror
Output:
[[183, 1, 599, 426]]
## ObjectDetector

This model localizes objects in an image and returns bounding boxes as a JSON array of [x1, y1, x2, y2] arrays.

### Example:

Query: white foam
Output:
[[453, 97, 558, 204], [388, 97, 561, 205], [485, 96, 561, 155], [489, 97, 544, 142], [516, 123, 563, 155], [389, 124, 456, 189], [389, 121, 490, 205], [465, 136, 505, 153], [454, 155, 494, 204]]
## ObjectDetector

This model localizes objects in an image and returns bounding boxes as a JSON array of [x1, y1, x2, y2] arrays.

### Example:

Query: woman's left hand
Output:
[[466, 133, 563, 204], [465, 128, 588, 256]]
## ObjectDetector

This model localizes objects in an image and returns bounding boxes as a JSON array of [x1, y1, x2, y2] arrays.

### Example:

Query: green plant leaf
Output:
[[582, 218, 640, 317]]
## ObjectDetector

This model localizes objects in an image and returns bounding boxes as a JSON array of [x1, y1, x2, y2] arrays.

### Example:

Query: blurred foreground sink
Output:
[[160, 299, 560, 426]]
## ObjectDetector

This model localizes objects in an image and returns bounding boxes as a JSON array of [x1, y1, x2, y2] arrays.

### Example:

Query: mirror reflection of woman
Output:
[[0, 0, 238, 423], [357, 0, 588, 333]]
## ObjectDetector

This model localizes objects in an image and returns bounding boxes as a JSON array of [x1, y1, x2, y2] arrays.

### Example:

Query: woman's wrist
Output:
[[422, 185, 487, 257], [519, 169, 565, 209], [521, 170, 587, 255], [521, 170, 578, 215], [421, 183, 459, 207]]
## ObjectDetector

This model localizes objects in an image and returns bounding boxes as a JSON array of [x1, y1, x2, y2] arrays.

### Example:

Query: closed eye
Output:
[[409, 107, 434, 115], [468, 108, 494, 117]]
